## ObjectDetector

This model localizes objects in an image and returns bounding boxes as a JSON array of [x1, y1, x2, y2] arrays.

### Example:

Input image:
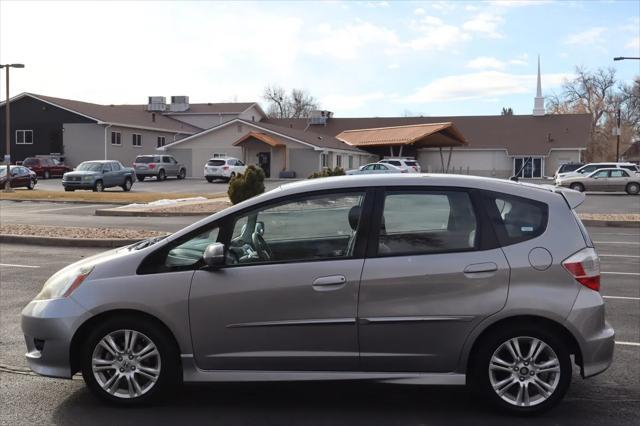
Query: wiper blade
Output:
[[130, 235, 168, 250]]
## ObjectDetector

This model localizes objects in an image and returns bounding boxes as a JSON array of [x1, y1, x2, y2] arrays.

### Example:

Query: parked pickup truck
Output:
[[62, 160, 135, 192]]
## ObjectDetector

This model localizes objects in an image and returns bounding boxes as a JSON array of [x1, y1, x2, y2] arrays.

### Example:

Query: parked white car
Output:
[[204, 157, 247, 182], [378, 158, 421, 173], [346, 163, 405, 175], [556, 162, 639, 182]]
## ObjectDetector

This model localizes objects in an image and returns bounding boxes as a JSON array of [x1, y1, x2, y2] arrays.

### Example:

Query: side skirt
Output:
[[180, 355, 466, 385]]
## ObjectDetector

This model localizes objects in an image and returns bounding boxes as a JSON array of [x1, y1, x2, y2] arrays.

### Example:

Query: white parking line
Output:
[[603, 296, 640, 300], [29, 204, 103, 213], [601, 272, 640, 276], [594, 241, 640, 245], [615, 341, 640, 347], [599, 254, 640, 258], [0, 263, 40, 269]]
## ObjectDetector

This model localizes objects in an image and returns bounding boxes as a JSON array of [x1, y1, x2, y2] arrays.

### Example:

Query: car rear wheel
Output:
[[473, 326, 571, 415], [157, 170, 166, 181], [626, 182, 640, 195], [81, 316, 180, 405], [43, 170, 50, 179], [177, 169, 186, 180], [122, 178, 132, 192], [569, 182, 584, 192], [205, 177, 214, 183], [93, 180, 104, 192], [137, 176, 146, 182]]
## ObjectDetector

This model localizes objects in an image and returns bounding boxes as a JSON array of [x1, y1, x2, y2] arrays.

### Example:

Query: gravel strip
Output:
[[578, 213, 640, 222], [0, 224, 168, 240]]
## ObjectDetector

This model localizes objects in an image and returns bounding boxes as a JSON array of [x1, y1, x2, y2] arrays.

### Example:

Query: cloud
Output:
[[321, 92, 386, 110], [626, 36, 640, 51], [404, 71, 571, 103], [307, 21, 399, 60], [366, 1, 389, 8], [508, 53, 529, 66], [462, 13, 504, 38], [487, 0, 553, 7], [565, 27, 606, 45], [387, 63, 400, 69], [414, 7, 425, 15], [407, 15, 471, 51], [466, 56, 506, 70]]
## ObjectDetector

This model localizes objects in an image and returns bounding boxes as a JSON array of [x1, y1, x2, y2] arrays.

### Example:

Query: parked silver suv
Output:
[[21, 174, 613, 414], [133, 155, 186, 181]]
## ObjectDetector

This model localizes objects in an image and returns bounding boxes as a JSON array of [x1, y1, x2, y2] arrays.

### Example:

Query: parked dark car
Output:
[[62, 161, 135, 192], [23, 157, 71, 179], [0, 165, 37, 189]]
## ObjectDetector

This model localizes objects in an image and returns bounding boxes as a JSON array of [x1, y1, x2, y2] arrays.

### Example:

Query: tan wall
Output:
[[418, 148, 512, 178], [546, 150, 582, 176], [239, 105, 265, 122]]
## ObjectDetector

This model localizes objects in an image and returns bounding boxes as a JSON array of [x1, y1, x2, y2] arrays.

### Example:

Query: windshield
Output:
[[207, 160, 226, 166], [23, 158, 39, 166], [76, 162, 103, 172]]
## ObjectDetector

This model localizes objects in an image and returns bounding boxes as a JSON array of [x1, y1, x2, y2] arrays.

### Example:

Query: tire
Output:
[[93, 180, 104, 192], [64, 187, 74, 192], [43, 170, 50, 179], [472, 325, 571, 415], [157, 170, 166, 181], [569, 182, 584, 192], [626, 182, 640, 195], [80, 315, 180, 405], [137, 176, 146, 182], [122, 178, 132, 192], [205, 177, 214, 183], [27, 179, 35, 190], [177, 169, 186, 180]]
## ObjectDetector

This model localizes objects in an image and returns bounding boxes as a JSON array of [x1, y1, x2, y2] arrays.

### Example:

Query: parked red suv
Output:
[[22, 157, 71, 179]]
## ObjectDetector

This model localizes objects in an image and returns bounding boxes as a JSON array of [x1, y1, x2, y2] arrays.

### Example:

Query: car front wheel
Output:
[[27, 179, 35, 190], [93, 180, 104, 192], [569, 182, 584, 192], [473, 327, 571, 415], [122, 178, 132, 192], [81, 316, 180, 405]]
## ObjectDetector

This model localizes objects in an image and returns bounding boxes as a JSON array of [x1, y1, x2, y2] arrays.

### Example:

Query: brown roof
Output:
[[252, 121, 365, 152], [622, 142, 640, 161], [166, 102, 256, 114], [28, 93, 202, 134], [336, 122, 466, 148], [232, 131, 285, 147], [265, 114, 591, 156]]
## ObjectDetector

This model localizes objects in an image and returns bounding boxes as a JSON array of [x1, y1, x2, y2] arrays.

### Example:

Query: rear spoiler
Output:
[[538, 184, 586, 209]]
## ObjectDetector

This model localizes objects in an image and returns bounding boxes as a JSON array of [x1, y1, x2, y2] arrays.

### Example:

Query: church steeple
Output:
[[533, 55, 546, 116]]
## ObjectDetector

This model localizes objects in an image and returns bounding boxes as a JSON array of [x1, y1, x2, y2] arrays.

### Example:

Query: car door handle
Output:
[[464, 262, 498, 274], [312, 275, 347, 290]]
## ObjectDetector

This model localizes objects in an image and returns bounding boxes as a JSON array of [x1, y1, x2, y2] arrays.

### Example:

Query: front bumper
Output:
[[21, 297, 90, 379], [62, 180, 95, 189], [565, 287, 615, 378]]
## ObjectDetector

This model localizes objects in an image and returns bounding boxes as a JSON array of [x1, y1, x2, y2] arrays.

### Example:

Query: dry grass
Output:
[[0, 189, 225, 204]]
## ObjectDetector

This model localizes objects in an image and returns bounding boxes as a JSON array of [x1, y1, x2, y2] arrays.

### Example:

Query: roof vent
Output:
[[169, 96, 190, 112], [147, 96, 167, 112], [308, 110, 333, 126]]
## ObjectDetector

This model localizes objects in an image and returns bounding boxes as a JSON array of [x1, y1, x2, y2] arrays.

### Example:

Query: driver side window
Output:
[[165, 227, 220, 268], [227, 192, 365, 265]]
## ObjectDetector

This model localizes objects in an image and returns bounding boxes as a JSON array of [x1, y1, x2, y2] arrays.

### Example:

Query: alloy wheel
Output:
[[91, 329, 161, 399], [488, 336, 561, 407]]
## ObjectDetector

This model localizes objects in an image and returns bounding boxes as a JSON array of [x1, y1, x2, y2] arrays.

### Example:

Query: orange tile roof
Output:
[[232, 131, 285, 147], [336, 122, 467, 147]]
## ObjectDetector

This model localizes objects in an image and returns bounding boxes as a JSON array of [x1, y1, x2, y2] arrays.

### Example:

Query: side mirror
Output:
[[203, 242, 225, 268]]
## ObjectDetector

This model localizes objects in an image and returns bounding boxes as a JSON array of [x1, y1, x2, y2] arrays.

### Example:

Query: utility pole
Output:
[[616, 108, 621, 162], [1, 63, 25, 192]]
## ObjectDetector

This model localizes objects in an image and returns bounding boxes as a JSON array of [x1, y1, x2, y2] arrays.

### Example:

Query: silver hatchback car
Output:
[[21, 174, 614, 414]]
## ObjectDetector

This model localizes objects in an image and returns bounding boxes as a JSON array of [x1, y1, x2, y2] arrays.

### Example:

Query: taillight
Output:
[[148, 163, 156, 169], [223, 166, 229, 170], [562, 247, 600, 291]]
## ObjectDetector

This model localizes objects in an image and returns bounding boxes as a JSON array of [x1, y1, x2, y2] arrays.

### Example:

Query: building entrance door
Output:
[[258, 152, 271, 178]]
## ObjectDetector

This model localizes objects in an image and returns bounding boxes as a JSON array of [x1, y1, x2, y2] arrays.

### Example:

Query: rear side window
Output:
[[385, 161, 401, 166], [483, 192, 548, 246], [611, 170, 629, 177], [377, 191, 478, 256]]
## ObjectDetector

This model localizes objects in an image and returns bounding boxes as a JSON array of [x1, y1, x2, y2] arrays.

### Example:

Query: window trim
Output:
[[366, 186, 498, 258], [157, 136, 166, 148], [111, 131, 122, 146], [15, 130, 33, 145], [132, 133, 142, 147]]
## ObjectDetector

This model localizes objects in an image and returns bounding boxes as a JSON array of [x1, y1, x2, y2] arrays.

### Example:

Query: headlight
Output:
[[34, 265, 94, 301], [83, 175, 93, 181]]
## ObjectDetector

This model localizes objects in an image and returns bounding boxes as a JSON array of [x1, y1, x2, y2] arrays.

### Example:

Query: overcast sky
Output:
[[1, 0, 638, 117]]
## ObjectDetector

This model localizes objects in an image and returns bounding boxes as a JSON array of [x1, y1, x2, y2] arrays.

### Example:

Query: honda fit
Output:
[[21, 174, 614, 414]]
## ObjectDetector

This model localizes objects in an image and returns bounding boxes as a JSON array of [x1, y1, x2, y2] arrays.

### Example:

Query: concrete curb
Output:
[[0, 234, 142, 248], [0, 198, 128, 205], [580, 219, 640, 228], [95, 209, 210, 217]]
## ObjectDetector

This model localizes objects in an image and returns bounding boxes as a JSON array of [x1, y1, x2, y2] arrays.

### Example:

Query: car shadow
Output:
[[50, 380, 615, 426]]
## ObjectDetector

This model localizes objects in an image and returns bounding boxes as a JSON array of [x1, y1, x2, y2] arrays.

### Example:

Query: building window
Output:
[[348, 156, 353, 169], [335, 154, 342, 168], [16, 130, 33, 145], [157, 136, 166, 148], [132, 133, 142, 147], [111, 131, 121, 146], [212, 153, 227, 158], [321, 153, 329, 168], [513, 157, 543, 178]]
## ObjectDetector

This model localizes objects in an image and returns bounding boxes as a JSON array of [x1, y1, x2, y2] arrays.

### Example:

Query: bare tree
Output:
[[501, 107, 513, 116], [263, 85, 319, 119], [546, 66, 639, 161]]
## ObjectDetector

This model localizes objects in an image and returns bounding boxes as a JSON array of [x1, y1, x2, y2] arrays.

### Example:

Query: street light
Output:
[[1, 63, 25, 192], [611, 57, 638, 160], [613, 57, 640, 61]]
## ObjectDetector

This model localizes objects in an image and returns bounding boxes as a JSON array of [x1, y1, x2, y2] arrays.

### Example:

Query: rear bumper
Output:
[[565, 287, 615, 378], [21, 297, 90, 379]]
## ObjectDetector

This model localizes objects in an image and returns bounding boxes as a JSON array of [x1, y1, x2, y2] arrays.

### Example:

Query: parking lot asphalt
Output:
[[32, 177, 284, 194], [0, 226, 638, 425]]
